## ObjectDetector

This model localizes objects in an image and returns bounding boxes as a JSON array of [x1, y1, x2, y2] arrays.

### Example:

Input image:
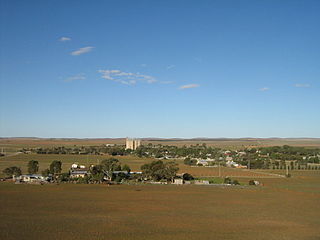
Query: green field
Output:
[[1, 170, 319, 240]]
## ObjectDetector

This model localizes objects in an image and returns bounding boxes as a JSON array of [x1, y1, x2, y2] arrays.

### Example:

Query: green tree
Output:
[[101, 158, 121, 172], [122, 164, 131, 173], [49, 160, 62, 175], [89, 164, 103, 175], [141, 160, 179, 181], [41, 168, 51, 177], [182, 173, 194, 180], [164, 161, 179, 182], [3, 166, 22, 177], [27, 160, 39, 174]]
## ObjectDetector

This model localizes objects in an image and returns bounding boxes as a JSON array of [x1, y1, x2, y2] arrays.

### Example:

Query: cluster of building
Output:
[[172, 178, 210, 185], [194, 157, 247, 169], [14, 174, 49, 184]]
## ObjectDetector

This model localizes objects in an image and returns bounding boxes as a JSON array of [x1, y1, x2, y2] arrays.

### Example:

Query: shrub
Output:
[[249, 180, 256, 185], [183, 173, 194, 180], [224, 177, 232, 184], [232, 179, 240, 185]]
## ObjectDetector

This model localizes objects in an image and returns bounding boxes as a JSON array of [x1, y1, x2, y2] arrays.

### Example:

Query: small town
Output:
[[1, 1, 320, 239], [3, 138, 319, 187]]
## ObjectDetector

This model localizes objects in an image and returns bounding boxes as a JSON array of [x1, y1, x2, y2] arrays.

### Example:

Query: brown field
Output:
[[1, 137, 320, 154], [0, 170, 319, 240], [1, 139, 320, 239]]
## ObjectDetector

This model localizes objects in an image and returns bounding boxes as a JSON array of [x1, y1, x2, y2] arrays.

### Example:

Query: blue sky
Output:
[[0, 0, 319, 138]]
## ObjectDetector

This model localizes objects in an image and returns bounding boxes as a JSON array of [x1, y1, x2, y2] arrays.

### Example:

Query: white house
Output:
[[16, 174, 46, 183], [173, 178, 184, 185]]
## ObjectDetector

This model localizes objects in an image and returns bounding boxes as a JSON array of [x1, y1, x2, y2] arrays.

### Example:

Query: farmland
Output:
[[1, 137, 320, 154], [1, 138, 320, 240], [0, 170, 320, 240]]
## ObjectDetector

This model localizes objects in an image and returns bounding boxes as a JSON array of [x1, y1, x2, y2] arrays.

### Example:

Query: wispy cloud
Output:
[[294, 83, 310, 88], [179, 84, 200, 90], [259, 87, 270, 92], [166, 65, 175, 70], [59, 37, 71, 42], [98, 69, 157, 85], [140, 64, 147, 67], [71, 46, 94, 56], [64, 73, 86, 82]]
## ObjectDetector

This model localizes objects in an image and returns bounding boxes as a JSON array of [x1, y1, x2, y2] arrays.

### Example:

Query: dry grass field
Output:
[[1, 139, 320, 239], [1, 137, 320, 154], [0, 170, 319, 240]]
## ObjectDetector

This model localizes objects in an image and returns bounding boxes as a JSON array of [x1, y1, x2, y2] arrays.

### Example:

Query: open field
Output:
[[1, 170, 320, 240], [1, 139, 320, 239], [0, 153, 281, 178], [1, 137, 320, 154]]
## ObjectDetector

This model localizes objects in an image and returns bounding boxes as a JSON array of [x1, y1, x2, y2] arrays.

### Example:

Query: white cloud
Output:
[[259, 87, 270, 91], [140, 64, 147, 67], [166, 65, 175, 70], [59, 37, 71, 42], [179, 84, 200, 89], [98, 69, 157, 85], [294, 83, 310, 88], [71, 46, 94, 56], [65, 73, 86, 82]]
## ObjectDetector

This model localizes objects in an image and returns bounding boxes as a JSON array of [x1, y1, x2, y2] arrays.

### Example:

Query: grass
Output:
[[0, 171, 320, 240]]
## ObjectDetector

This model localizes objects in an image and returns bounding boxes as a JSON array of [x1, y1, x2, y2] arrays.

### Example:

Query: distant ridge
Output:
[[1, 137, 319, 141]]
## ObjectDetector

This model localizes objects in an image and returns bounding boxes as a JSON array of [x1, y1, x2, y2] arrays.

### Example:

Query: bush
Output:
[[232, 179, 240, 185], [224, 177, 232, 184], [58, 173, 70, 182], [183, 173, 194, 180], [77, 176, 89, 184], [249, 180, 256, 185], [184, 158, 197, 166]]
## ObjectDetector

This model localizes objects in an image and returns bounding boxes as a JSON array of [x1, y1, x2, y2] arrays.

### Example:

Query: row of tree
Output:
[[21, 146, 130, 156], [2, 160, 62, 178]]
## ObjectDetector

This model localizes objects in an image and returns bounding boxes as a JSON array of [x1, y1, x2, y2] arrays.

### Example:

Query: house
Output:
[[102, 170, 130, 181], [70, 163, 89, 178], [173, 178, 184, 185], [197, 160, 209, 166], [226, 160, 238, 167], [194, 180, 209, 185], [16, 174, 46, 183], [70, 169, 89, 178], [105, 144, 115, 147]]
